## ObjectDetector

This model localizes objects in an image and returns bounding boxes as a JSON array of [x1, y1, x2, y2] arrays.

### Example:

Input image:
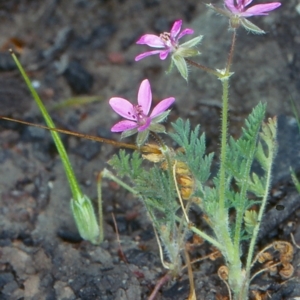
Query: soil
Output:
[[0, 1, 300, 299]]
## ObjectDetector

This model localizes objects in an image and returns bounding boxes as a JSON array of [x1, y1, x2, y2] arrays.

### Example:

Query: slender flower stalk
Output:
[[10, 51, 101, 245]]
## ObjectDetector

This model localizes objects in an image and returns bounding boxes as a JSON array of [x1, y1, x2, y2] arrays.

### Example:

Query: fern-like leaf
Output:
[[169, 118, 213, 185], [108, 150, 143, 180]]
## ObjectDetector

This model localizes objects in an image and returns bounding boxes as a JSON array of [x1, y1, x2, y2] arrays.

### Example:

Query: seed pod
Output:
[[218, 265, 229, 280], [279, 263, 294, 279], [257, 251, 273, 264], [264, 261, 277, 276]]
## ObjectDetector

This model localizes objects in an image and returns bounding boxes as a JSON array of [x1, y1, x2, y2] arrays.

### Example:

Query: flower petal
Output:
[[170, 20, 182, 39], [111, 120, 137, 132], [244, 0, 254, 6], [135, 50, 163, 61], [136, 34, 165, 48], [159, 49, 171, 60], [225, 0, 238, 12], [243, 3, 281, 16], [109, 97, 136, 120], [177, 28, 194, 40], [138, 79, 152, 114], [150, 97, 175, 119]]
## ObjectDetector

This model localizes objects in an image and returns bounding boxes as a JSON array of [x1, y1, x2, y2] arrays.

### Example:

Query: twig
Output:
[[148, 273, 171, 300], [111, 212, 128, 263]]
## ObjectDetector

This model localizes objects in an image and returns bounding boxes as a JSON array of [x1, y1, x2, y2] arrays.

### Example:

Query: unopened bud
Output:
[[71, 195, 100, 245]]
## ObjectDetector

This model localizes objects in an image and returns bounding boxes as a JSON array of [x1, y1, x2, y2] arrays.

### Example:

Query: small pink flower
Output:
[[109, 79, 175, 145], [135, 20, 194, 61], [207, 0, 281, 33], [225, 0, 281, 17]]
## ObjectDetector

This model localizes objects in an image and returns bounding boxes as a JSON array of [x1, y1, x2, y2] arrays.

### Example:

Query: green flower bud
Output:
[[71, 195, 100, 244]]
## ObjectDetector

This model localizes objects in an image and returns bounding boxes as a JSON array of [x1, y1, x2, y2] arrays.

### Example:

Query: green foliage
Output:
[[169, 118, 214, 185], [226, 102, 266, 189], [291, 168, 300, 194], [244, 210, 258, 234], [108, 148, 182, 267], [108, 104, 278, 292], [10, 53, 102, 245], [109, 150, 143, 180]]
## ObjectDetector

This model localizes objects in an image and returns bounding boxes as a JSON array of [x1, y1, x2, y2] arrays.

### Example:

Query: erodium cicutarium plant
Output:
[[6, 1, 289, 299], [108, 1, 286, 299]]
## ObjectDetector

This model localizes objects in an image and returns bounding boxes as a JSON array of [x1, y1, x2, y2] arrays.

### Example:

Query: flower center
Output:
[[133, 105, 149, 126], [160, 32, 177, 50]]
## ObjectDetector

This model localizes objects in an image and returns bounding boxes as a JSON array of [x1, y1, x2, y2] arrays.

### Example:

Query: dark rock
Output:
[[21, 126, 47, 142], [0, 273, 14, 289], [17, 231, 35, 246], [138, 226, 155, 241], [72, 140, 101, 161], [108, 216, 140, 235], [89, 23, 116, 49], [0, 150, 9, 163], [153, 17, 169, 33], [1, 281, 19, 298], [97, 127, 113, 140], [40, 273, 54, 288], [68, 275, 86, 294], [0, 53, 16, 71], [63, 61, 93, 94], [270, 279, 300, 300], [143, 0, 160, 8], [120, 36, 137, 51], [125, 248, 157, 268], [0, 74, 31, 117], [162, 279, 189, 300], [258, 192, 300, 240], [57, 227, 83, 244], [272, 115, 300, 183], [45, 290, 57, 300], [78, 285, 100, 300], [42, 27, 73, 60]]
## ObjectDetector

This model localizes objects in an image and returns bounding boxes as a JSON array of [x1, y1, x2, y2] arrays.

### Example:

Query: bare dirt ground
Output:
[[0, 0, 300, 299]]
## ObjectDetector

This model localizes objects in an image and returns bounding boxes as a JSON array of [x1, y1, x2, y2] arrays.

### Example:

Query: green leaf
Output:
[[180, 35, 203, 49], [240, 18, 265, 35], [169, 118, 213, 185], [172, 55, 188, 81], [244, 210, 258, 235]]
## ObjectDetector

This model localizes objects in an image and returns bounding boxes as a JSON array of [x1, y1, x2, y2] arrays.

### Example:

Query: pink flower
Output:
[[225, 0, 281, 17], [207, 0, 281, 34], [109, 79, 175, 146], [135, 20, 195, 61], [135, 20, 203, 80]]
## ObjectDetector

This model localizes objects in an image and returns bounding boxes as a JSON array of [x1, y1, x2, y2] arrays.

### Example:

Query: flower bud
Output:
[[71, 195, 100, 244]]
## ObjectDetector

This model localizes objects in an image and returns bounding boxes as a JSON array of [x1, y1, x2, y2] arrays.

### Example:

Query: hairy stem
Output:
[[184, 58, 222, 77]]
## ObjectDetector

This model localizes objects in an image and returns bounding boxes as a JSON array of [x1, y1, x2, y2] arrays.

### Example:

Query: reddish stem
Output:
[[148, 273, 171, 300]]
